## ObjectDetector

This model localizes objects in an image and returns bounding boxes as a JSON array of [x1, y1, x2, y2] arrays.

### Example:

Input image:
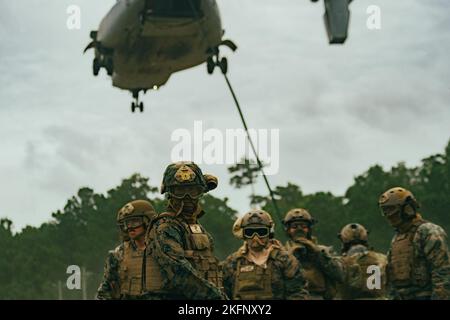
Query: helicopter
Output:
[[84, 0, 352, 112], [84, 0, 236, 112]]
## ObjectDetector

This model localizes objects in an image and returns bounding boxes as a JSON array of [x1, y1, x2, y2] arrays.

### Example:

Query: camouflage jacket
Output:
[[147, 212, 226, 300], [285, 238, 345, 299], [221, 240, 309, 300], [96, 242, 128, 300], [387, 216, 450, 300]]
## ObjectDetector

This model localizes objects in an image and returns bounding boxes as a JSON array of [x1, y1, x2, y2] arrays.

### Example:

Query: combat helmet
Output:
[[160, 161, 218, 198], [283, 208, 316, 227], [233, 209, 274, 239], [378, 187, 419, 218], [338, 223, 369, 244], [117, 200, 157, 237]]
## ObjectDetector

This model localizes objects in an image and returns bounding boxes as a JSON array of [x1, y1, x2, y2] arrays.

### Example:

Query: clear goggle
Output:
[[169, 185, 204, 200], [118, 217, 145, 232]]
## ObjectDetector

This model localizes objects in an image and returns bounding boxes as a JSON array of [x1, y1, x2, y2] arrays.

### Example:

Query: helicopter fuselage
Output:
[[94, 0, 223, 91]]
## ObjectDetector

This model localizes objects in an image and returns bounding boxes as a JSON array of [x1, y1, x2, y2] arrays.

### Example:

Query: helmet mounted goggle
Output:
[[243, 226, 270, 239], [168, 185, 205, 200], [118, 216, 146, 233]]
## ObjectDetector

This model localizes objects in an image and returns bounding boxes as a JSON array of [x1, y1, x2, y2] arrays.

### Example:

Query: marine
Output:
[[379, 187, 450, 300], [96, 200, 166, 299], [283, 208, 345, 299], [146, 161, 226, 299], [222, 209, 309, 300], [337, 223, 387, 300]]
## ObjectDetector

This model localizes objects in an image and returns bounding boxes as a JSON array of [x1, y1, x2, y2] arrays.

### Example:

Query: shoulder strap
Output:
[[145, 212, 180, 246], [147, 211, 177, 230]]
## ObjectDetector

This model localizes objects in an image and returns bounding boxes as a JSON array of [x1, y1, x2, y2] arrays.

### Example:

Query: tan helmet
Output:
[[283, 208, 316, 226], [117, 200, 157, 224], [338, 223, 369, 244], [378, 187, 419, 217], [232, 217, 244, 239], [233, 209, 274, 239]]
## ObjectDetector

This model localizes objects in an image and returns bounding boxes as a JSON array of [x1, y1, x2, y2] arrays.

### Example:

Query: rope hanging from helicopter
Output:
[[185, 0, 284, 226]]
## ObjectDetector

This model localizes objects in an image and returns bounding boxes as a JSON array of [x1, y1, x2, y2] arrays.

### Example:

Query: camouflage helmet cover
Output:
[[161, 161, 216, 194], [338, 223, 369, 244]]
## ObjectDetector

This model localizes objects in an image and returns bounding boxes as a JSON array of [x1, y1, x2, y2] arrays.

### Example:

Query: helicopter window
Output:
[[145, 0, 203, 18]]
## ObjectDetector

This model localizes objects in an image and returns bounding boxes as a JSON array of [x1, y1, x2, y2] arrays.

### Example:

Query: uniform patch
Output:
[[240, 265, 255, 272], [189, 224, 203, 234]]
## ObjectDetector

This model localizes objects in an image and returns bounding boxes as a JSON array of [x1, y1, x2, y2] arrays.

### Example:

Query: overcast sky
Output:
[[0, 0, 449, 231]]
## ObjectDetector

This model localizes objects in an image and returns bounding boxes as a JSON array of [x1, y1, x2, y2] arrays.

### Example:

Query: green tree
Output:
[[200, 194, 241, 260], [228, 158, 263, 206], [253, 183, 346, 246]]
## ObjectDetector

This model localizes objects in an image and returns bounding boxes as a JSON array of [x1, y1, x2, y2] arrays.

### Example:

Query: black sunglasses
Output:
[[243, 227, 270, 239]]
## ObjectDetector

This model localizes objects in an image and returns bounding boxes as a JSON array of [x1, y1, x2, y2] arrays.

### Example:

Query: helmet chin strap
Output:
[[167, 198, 185, 216], [176, 199, 185, 216]]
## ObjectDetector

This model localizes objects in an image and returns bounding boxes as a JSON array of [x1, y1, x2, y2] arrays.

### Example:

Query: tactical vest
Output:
[[156, 213, 223, 289], [388, 219, 431, 295], [286, 240, 332, 299], [119, 241, 165, 297], [339, 250, 387, 300], [232, 255, 275, 300]]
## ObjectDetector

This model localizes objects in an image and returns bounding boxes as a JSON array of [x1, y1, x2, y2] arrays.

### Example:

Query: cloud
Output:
[[0, 0, 449, 229]]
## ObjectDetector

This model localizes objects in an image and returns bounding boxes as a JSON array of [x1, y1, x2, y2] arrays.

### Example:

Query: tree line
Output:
[[0, 140, 449, 299]]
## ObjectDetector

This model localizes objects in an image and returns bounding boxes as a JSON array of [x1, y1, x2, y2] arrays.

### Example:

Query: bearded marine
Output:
[[283, 208, 345, 299]]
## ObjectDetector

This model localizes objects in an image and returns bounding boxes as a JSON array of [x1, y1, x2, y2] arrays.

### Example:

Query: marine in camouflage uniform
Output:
[[283, 208, 345, 299], [336, 223, 387, 300], [379, 187, 450, 300], [96, 200, 167, 300], [146, 161, 226, 300], [222, 210, 309, 300]]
